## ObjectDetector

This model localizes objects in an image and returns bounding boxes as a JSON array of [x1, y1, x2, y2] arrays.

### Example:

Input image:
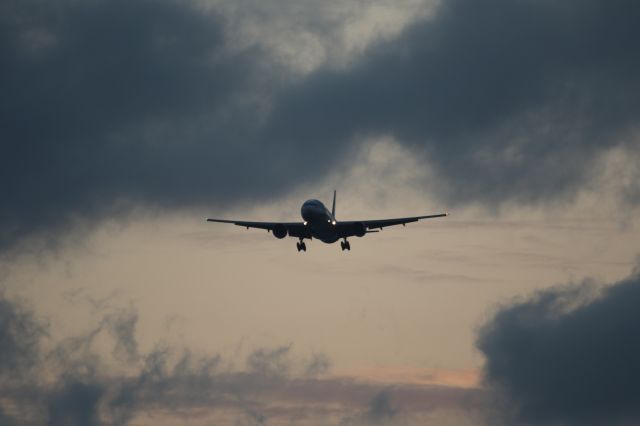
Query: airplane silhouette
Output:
[[207, 191, 447, 252]]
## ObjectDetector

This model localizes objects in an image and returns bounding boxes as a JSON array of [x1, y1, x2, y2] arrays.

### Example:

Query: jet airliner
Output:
[[207, 191, 448, 252]]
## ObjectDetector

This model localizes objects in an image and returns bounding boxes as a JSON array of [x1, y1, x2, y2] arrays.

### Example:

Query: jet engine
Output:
[[273, 224, 288, 239], [353, 222, 367, 237]]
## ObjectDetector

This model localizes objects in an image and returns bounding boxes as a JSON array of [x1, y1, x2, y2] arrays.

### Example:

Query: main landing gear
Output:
[[340, 239, 351, 251], [296, 240, 307, 252]]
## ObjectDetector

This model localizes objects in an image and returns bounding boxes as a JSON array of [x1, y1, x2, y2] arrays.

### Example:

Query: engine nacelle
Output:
[[273, 224, 288, 239], [353, 222, 367, 237]]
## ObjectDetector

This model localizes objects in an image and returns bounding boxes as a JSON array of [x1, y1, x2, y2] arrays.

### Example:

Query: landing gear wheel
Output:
[[340, 241, 345, 250], [296, 242, 302, 252], [301, 242, 307, 251], [345, 241, 351, 251]]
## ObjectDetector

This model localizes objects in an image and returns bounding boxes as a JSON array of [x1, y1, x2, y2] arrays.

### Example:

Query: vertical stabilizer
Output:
[[331, 190, 336, 218]]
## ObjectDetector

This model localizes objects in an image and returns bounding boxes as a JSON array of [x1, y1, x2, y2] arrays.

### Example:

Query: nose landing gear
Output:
[[296, 240, 307, 252], [340, 239, 351, 251]]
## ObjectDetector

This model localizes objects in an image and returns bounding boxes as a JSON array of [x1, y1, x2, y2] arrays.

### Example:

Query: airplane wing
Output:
[[335, 213, 448, 238], [206, 219, 311, 239], [359, 213, 448, 229]]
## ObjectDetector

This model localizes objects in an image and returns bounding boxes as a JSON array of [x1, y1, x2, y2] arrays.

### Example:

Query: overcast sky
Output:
[[1, 0, 640, 424]]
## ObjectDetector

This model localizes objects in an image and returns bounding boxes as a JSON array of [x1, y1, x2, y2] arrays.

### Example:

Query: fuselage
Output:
[[301, 199, 338, 243]]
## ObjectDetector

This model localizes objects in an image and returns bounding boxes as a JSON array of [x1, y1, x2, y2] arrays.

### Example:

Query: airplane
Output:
[[206, 191, 448, 252]]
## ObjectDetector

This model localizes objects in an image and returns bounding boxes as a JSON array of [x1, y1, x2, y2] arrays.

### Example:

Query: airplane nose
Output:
[[301, 204, 312, 220], [301, 204, 322, 222]]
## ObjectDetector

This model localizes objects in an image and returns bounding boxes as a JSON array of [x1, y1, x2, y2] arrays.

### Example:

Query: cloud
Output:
[[205, 0, 437, 74], [268, 0, 640, 206], [0, 0, 281, 254], [339, 389, 399, 426], [304, 352, 331, 377], [0, 292, 480, 425], [366, 389, 398, 423], [47, 380, 106, 426], [3, 0, 638, 254], [477, 266, 640, 425], [0, 293, 45, 379], [246, 345, 292, 378]]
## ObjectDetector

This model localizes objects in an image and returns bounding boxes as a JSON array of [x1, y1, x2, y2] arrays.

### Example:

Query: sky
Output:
[[1, 0, 640, 424]]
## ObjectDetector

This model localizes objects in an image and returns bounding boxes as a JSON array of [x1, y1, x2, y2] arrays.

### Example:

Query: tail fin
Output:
[[331, 190, 336, 218]]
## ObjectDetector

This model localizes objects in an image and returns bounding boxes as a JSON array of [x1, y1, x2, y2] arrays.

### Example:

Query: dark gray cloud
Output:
[[3, 0, 639, 254], [0, 0, 298, 254], [0, 293, 45, 379], [303, 352, 331, 377], [477, 266, 640, 425], [365, 389, 398, 423], [246, 345, 292, 378], [268, 0, 640, 206], [339, 389, 399, 426], [47, 380, 106, 426]]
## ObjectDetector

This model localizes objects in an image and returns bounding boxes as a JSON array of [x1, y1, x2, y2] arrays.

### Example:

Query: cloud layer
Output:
[[2, 0, 639, 252], [1, 0, 279, 253], [0, 293, 480, 425], [478, 266, 640, 425], [269, 0, 640, 205]]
